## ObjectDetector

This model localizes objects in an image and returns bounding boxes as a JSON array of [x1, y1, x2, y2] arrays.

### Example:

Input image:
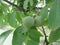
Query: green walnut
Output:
[[22, 16, 34, 28], [35, 16, 43, 27]]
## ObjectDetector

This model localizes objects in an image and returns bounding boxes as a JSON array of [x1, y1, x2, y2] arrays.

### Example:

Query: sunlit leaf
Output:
[[29, 0, 33, 6], [23, 0, 29, 9], [0, 30, 12, 45], [15, 11, 24, 23]]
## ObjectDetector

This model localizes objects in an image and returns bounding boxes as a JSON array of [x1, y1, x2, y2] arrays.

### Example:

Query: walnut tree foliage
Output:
[[0, 0, 60, 45]]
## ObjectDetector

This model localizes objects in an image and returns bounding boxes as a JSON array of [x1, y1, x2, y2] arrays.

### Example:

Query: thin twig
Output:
[[3, 0, 24, 12], [42, 26, 49, 45]]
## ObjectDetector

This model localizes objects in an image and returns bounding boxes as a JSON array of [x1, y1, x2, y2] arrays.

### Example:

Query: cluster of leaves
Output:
[[0, 0, 60, 45]]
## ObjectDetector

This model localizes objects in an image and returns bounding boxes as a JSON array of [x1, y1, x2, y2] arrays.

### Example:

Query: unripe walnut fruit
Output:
[[35, 16, 42, 27], [22, 16, 34, 28]]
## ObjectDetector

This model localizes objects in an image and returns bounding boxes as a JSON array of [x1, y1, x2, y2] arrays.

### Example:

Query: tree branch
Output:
[[3, 0, 25, 12], [42, 26, 49, 45]]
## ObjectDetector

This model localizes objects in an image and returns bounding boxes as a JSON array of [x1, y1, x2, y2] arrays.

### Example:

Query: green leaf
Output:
[[29, 0, 33, 6], [23, 0, 29, 10], [12, 26, 42, 45], [0, 2, 9, 13], [15, 11, 24, 23], [0, 30, 12, 45], [12, 26, 27, 45], [46, 0, 54, 7], [33, 0, 38, 7], [26, 39, 39, 45], [0, 10, 5, 27], [6, 12, 18, 28], [48, 0, 60, 30], [40, 6, 48, 21], [28, 27, 42, 42], [44, 19, 48, 26], [38, 6, 48, 26], [25, 26, 42, 45], [49, 28, 60, 43], [41, 0, 54, 7], [0, 16, 4, 27]]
